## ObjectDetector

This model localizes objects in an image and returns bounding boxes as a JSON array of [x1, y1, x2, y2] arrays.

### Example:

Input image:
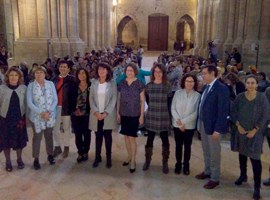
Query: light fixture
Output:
[[112, 0, 118, 6]]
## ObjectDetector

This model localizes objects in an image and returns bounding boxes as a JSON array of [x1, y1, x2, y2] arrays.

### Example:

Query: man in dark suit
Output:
[[196, 65, 230, 189]]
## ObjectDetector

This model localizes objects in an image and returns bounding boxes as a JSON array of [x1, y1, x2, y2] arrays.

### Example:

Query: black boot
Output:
[[183, 163, 190, 175], [235, 154, 248, 185], [143, 147, 153, 171], [33, 159, 41, 170], [53, 146, 62, 157], [106, 154, 112, 169], [174, 162, 181, 174], [162, 146, 170, 174], [235, 175, 248, 185], [48, 155, 55, 165], [92, 155, 102, 168], [253, 187, 261, 200], [17, 159, 25, 169]]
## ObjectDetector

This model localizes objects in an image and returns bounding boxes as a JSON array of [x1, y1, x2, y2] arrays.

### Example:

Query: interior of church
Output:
[[0, 0, 269, 70], [0, 1, 270, 199]]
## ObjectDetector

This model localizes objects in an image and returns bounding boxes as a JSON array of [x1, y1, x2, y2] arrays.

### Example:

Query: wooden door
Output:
[[176, 21, 185, 42], [148, 15, 169, 51]]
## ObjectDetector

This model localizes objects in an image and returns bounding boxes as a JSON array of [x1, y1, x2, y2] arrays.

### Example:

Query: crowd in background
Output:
[[0, 44, 270, 200]]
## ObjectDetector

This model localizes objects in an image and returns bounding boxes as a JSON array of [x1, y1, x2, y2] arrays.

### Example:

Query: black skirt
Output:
[[120, 116, 140, 137]]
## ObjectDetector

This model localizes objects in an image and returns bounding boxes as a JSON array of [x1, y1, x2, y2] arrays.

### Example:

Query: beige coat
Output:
[[89, 79, 117, 132], [0, 85, 27, 118]]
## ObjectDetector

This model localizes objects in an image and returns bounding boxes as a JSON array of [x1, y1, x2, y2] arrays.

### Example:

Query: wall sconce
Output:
[[112, 0, 118, 6]]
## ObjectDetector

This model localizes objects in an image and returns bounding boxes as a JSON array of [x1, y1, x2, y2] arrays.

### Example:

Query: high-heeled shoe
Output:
[[17, 159, 25, 169], [129, 162, 136, 173], [122, 160, 130, 166], [6, 161, 13, 172]]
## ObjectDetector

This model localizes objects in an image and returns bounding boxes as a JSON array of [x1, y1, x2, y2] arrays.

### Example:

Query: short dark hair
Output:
[[180, 73, 198, 91], [58, 60, 71, 69], [124, 62, 138, 76], [75, 67, 90, 83], [96, 62, 112, 81], [150, 63, 167, 84], [201, 64, 218, 77], [113, 57, 124, 67], [245, 74, 258, 84], [258, 72, 266, 80]]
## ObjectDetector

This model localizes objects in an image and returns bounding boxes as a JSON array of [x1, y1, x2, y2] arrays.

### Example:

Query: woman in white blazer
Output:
[[89, 62, 117, 169], [171, 73, 201, 175]]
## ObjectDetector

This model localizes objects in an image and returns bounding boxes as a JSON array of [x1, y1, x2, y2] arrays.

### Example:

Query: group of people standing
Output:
[[0, 52, 269, 200]]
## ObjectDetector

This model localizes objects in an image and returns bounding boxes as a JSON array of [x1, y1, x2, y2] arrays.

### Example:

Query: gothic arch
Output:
[[117, 16, 138, 47], [176, 14, 195, 49]]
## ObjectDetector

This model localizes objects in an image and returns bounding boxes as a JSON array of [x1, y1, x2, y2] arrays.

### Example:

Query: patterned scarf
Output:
[[32, 80, 55, 133]]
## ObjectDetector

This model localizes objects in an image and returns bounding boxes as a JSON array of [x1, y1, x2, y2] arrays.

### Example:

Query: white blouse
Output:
[[171, 89, 201, 129], [97, 82, 107, 113]]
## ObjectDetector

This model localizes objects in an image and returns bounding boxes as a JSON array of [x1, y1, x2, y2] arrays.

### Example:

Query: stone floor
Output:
[[1, 52, 270, 200]]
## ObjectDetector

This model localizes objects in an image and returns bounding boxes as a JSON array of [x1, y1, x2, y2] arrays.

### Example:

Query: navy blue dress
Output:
[[0, 85, 28, 151]]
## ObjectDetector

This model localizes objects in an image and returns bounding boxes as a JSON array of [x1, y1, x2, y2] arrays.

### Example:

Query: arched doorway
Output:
[[148, 13, 169, 51], [117, 16, 138, 48], [176, 15, 195, 50]]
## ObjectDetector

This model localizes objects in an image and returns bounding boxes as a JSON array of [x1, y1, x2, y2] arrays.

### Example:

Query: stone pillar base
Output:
[[14, 38, 50, 65], [69, 38, 85, 57]]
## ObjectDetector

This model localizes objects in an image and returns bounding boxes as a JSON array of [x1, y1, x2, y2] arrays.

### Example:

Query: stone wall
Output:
[[0, 0, 6, 47], [114, 0, 197, 50], [195, 0, 270, 71], [2, 0, 270, 71]]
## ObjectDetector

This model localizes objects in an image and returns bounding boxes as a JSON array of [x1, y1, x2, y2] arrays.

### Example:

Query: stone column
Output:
[[59, 0, 70, 57], [79, 0, 88, 44], [87, 0, 96, 49], [201, 0, 210, 56], [234, 0, 247, 45], [95, 0, 101, 49], [68, 0, 84, 56], [242, 0, 262, 69], [67, 0, 78, 38], [50, 0, 61, 57], [260, 0, 270, 41], [194, 0, 204, 55], [18, 0, 38, 37], [37, 0, 50, 37], [50, 0, 59, 38], [245, 0, 261, 42], [215, 0, 227, 44], [60, 0, 68, 38], [104, 0, 111, 48], [225, 0, 235, 44], [258, 0, 270, 71], [214, 0, 228, 57], [101, 0, 106, 48]]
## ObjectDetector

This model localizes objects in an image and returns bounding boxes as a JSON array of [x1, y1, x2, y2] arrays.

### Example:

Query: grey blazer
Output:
[[89, 79, 117, 132], [0, 84, 27, 118]]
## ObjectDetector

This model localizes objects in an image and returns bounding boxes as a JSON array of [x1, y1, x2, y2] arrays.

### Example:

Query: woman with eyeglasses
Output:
[[117, 62, 145, 173], [142, 63, 171, 174], [171, 73, 200, 175]]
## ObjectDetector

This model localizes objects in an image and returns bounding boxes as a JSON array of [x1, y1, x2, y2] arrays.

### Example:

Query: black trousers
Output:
[[174, 128, 194, 165], [72, 115, 91, 155], [95, 119, 112, 158], [239, 153, 262, 188], [145, 130, 169, 148], [267, 136, 270, 148]]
